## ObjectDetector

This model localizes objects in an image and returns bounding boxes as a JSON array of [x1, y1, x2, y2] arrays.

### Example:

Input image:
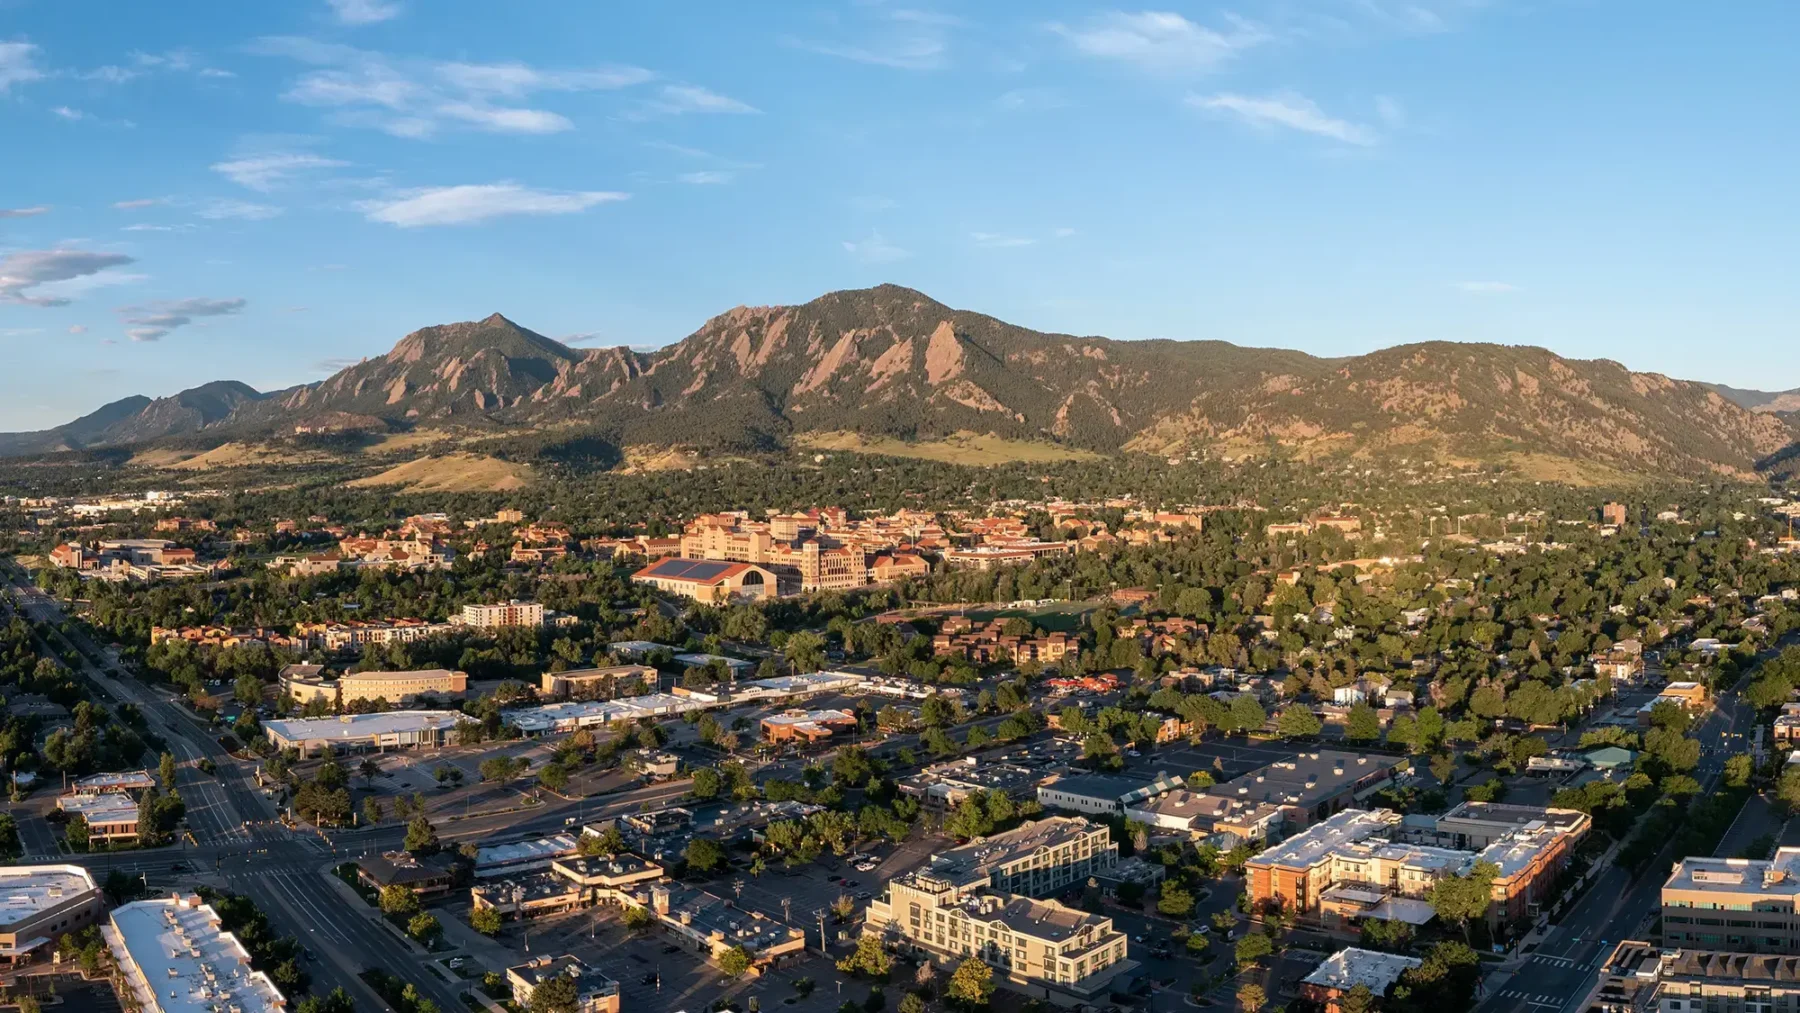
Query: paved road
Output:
[[1476, 685, 1758, 1013]]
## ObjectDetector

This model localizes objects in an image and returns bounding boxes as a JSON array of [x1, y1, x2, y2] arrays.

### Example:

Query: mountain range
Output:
[[3, 284, 1794, 479]]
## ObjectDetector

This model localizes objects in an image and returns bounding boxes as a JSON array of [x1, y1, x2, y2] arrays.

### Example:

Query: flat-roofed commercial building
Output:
[[281, 667, 468, 707], [461, 600, 546, 629], [928, 817, 1118, 898], [264, 710, 467, 753], [506, 955, 619, 1013], [472, 854, 668, 919], [1210, 750, 1406, 827], [1125, 789, 1285, 842], [865, 871, 1134, 1005], [1299, 947, 1422, 1013], [66, 769, 157, 795], [57, 793, 141, 843], [1036, 771, 1182, 817], [1663, 849, 1800, 953], [103, 894, 286, 1013], [1423, 801, 1592, 850], [1248, 807, 1585, 928], [541, 664, 658, 698], [899, 757, 1046, 812], [0, 865, 103, 964], [760, 708, 858, 744], [629, 883, 806, 972]]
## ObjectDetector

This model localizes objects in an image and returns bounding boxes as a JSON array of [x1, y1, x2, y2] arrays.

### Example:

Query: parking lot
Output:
[[1123, 737, 1298, 783]]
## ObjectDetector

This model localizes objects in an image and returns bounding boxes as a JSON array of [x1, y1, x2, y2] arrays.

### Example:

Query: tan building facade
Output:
[[282, 667, 468, 707], [0, 865, 104, 964]]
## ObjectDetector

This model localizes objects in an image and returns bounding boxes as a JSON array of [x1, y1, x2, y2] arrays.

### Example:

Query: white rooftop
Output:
[[264, 710, 465, 741], [105, 896, 286, 1013], [1251, 809, 1403, 870], [476, 834, 580, 875], [0, 865, 98, 930], [69, 769, 156, 793], [58, 793, 140, 821], [1302, 947, 1423, 994]]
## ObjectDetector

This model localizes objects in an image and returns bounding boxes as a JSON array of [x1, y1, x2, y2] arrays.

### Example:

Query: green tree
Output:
[[718, 945, 753, 977], [1157, 881, 1195, 918], [686, 837, 727, 874], [622, 904, 652, 931], [379, 884, 420, 916], [361, 796, 383, 826], [469, 905, 502, 936], [947, 958, 994, 1007], [407, 911, 442, 945], [159, 751, 178, 788], [837, 935, 893, 979], [527, 973, 580, 1013], [65, 814, 89, 850], [1234, 932, 1272, 969], [1235, 982, 1265, 1012], [1428, 860, 1499, 942], [404, 815, 440, 855], [1724, 753, 1754, 789], [1276, 706, 1321, 738], [898, 994, 927, 1013], [1229, 694, 1266, 733], [1345, 701, 1382, 743]]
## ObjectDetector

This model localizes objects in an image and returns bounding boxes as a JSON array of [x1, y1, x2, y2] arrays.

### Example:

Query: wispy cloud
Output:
[[1050, 11, 1266, 74], [1187, 92, 1376, 145], [259, 36, 659, 138], [357, 183, 629, 227], [68, 324, 88, 335], [1452, 281, 1519, 294], [626, 84, 758, 120], [0, 206, 51, 219], [122, 223, 196, 233], [788, 5, 957, 71], [211, 151, 349, 190], [842, 232, 911, 264], [0, 42, 44, 93], [51, 106, 87, 121], [677, 171, 735, 185], [0, 249, 137, 307], [113, 197, 169, 210], [116, 296, 247, 342], [326, 0, 402, 25], [970, 232, 1035, 249], [197, 198, 283, 221]]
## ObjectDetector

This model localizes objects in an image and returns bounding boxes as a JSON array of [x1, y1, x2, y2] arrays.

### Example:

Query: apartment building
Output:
[[1247, 806, 1585, 927], [281, 666, 468, 707], [928, 817, 1119, 898], [0, 865, 103, 965], [540, 664, 658, 699], [1663, 849, 1800, 953], [864, 872, 1134, 1005], [941, 542, 1075, 570], [934, 616, 1079, 666], [459, 600, 546, 629], [294, 619, 460, 652]]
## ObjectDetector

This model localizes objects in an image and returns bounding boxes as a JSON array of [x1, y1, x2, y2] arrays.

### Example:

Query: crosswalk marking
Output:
[[1500, 989, 1565, 1006], [1531, 954, 1576, 967]]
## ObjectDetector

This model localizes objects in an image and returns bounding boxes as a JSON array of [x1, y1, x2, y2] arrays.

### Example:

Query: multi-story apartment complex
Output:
[[1247, 806, 1587, 927], [927, 817, 1119, 897], [934, 616, 1079, 666], [105, 895, 287, 1013], [293, 618, 461, 652], [865, 872, 1133, 1005], [1582, 940, 1800, 1013], [0, 865, 104, 965], [1663, 849, 1800, 953], [280, 666, 468, 707], [459, 600, 546, 629]]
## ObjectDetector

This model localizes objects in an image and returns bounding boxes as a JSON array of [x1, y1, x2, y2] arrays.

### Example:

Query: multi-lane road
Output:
[[1478, 685, 1758, 1013]]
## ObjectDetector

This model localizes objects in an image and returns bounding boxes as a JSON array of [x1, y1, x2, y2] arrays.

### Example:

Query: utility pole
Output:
[[814, 907, 829, 955]]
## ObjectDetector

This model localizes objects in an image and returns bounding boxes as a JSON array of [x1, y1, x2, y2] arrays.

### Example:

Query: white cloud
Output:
[[971, 232, 1035, 249], [677, 171, 734, 185], [842, 232, 911, 264], [0, 206, 51, 219], [51, 106, 87, 121], [198, 199, 283, 221], [113, 197, 168, 210], [1452, 281, 1519, 294], [1187, 92, 1376, 145], [1050, 11, 1266, 73], [326, 0, 402, 25], [435, 102, 572, 134], [262, 37, 658, 137], [211, 152, 349, 191], [117, 296, 247, 340], [628, 84, 759, 120], [791, 37, 948, 71], [0, 249, 137, 307], [1053, 227, 1078, 238], [357, 183, 629, 227], [0, 42, 44, 93], [122, 223, 195, 233], [68, 324, 87, 335]]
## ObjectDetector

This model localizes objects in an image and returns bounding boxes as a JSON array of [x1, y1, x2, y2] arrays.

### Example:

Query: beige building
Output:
[[865, 873, 1133, 1004], [0, 865, 104, 964], [282, 666, 468, 707], [460, 600, 546, 629], [57, 794, 141, 844], [1583, 940, 1800, 1013], [632, 558, 777, 603], [541, 665, 658, 699], [1663, 849, 1800, 953], [927, 817, 1119, 898], [506, 956, 619, 1013]]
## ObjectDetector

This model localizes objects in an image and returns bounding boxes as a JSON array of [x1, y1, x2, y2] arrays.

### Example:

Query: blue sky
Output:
[[2, 1, 1796, 430]]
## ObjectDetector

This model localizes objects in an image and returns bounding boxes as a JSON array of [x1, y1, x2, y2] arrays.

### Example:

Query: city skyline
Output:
[[2, 0, 1797, 430]]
